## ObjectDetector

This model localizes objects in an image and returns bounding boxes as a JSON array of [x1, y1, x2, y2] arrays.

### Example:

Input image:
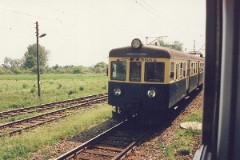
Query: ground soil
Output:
[[123, 92, 203, 160], [29, 92, 203, 160]]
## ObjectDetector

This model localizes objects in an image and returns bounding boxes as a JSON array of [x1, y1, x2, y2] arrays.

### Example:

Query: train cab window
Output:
[[111, 61, 126, 81], [130, 62, 141, 82], [145, 62, 165, 82]]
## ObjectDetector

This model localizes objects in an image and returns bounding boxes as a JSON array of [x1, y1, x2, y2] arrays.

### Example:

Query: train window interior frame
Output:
[[144, 62, 165, 82], [110, 61, 127, 81], [194, 0, 240, 159]]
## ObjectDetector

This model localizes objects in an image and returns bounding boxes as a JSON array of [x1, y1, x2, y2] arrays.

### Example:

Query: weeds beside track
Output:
[[0, 94, 107, 137]]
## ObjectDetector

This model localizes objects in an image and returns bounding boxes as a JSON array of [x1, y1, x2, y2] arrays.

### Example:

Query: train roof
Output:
[[109, 45, 204, 61]]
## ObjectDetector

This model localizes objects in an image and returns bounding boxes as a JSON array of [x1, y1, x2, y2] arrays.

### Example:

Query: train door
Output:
[[129, 61, 142, 100], [197, 61, 200, 86], [186, 60, 190, 93]]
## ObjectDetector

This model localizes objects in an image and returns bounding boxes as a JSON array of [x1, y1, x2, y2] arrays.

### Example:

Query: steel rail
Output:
[[56, 117, 153, 160], [0, 95, 107, 137], [56, 120, 126, 160], [0, 93, 107, 119]]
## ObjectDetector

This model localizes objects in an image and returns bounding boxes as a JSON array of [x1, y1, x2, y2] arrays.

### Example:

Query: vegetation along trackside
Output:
[[0, 73, 107, 112], [0, 104, 112, 160]]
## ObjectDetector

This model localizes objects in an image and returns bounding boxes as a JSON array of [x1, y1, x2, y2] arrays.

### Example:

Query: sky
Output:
[[0, 0, 206, 67]]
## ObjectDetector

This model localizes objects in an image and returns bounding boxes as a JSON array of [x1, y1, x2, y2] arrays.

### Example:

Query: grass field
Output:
[[0, 73, 108, 111], [0, 73, 112, 159]]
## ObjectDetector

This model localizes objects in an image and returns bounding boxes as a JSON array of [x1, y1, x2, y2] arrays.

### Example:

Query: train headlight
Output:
[[131, 38, 142, 49], [147, 89, 156, 98], [113, 88, 122, 96]]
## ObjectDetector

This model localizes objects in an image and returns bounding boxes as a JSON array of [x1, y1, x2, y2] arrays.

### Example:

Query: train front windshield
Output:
[[145, 62, 165, 82], [110, 60, 165, 83], [111, 61, 126, 81]]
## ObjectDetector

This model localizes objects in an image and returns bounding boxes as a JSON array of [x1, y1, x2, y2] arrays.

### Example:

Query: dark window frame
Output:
[[110, 61, 127, 81], [129, 62, 142, 82], [144, 62, 165, 82]]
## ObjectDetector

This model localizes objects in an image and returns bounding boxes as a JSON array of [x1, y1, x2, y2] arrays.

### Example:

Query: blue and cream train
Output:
[[108, 38, 204, 118]]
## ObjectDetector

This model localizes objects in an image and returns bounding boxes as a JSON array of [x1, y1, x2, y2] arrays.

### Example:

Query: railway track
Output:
[[0, 94, 107, 137], [0, 94, 107, 120], [56, 89, 202, 160], [56, 118, 155, 160]]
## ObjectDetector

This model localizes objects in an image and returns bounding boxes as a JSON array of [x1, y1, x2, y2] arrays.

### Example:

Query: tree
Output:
[[151, 40, 183, 51], [171, 41, 183, 51], [22, 44, 49, 68], [94, 62, 107, 73], [2, 57, 23, 69], [94, 61, 107, 68]]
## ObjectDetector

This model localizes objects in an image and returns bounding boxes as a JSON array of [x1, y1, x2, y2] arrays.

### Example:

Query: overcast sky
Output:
[[0, 0, 205, 67]]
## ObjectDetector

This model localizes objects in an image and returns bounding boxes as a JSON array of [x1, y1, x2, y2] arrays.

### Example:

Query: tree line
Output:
[[0, 44, 107, 75], [1, 40, 183, 75]]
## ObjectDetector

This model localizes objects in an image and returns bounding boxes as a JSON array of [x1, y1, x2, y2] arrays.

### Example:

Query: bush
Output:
[[9, 104, 24, 109], [102, 85, 107, 90], [67, 90, 77, 95], [31, 66, 46, 74], [57, 84, 62, 89], [30, 88, 36, 93], [73, 68, 82, 74], [11, 68, 21, 74], [22, 84, 29, 89], [79, 86, 84, 91]]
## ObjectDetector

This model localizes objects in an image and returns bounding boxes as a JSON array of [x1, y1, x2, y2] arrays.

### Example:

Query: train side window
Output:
[[130, 62, 141, 82], [145, 62, 165, 82], [193, 63, 196, 74], [180, 63, 183, 79], [170, 62, 175, 80], [176, 64, 179, 80], [196, 63, 198, 73], [183, 63, 186, 77], [111, 61, 126, 81], [191, 63, 193, 75]]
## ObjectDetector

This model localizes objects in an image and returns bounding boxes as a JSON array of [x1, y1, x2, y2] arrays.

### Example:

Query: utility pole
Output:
[[36, 21, 40, 97], [193, 40, 196, 52], [35, 21, 46, 97]]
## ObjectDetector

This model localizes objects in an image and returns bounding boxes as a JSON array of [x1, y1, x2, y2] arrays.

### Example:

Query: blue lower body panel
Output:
[[108, 80, 188, 114]]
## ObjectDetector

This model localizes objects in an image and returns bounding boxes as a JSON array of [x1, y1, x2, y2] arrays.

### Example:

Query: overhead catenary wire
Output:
[[0, 7, 62, 23], [140, 0, 155, 10], [132, 0, 160, 19]]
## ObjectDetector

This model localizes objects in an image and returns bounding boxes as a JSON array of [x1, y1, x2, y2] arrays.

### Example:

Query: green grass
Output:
[[0, 104, 112, 160], [157, 105, 202, 159], [0, 73, 111, 159], [0, 74, 108, 112]]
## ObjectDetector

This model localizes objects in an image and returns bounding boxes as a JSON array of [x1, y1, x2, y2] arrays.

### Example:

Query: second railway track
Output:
[[0, 93, 107, 137], [0, 94, 107, 120]]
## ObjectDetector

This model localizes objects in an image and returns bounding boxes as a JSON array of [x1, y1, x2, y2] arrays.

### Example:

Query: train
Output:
[[108, 38, 204, 119]]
